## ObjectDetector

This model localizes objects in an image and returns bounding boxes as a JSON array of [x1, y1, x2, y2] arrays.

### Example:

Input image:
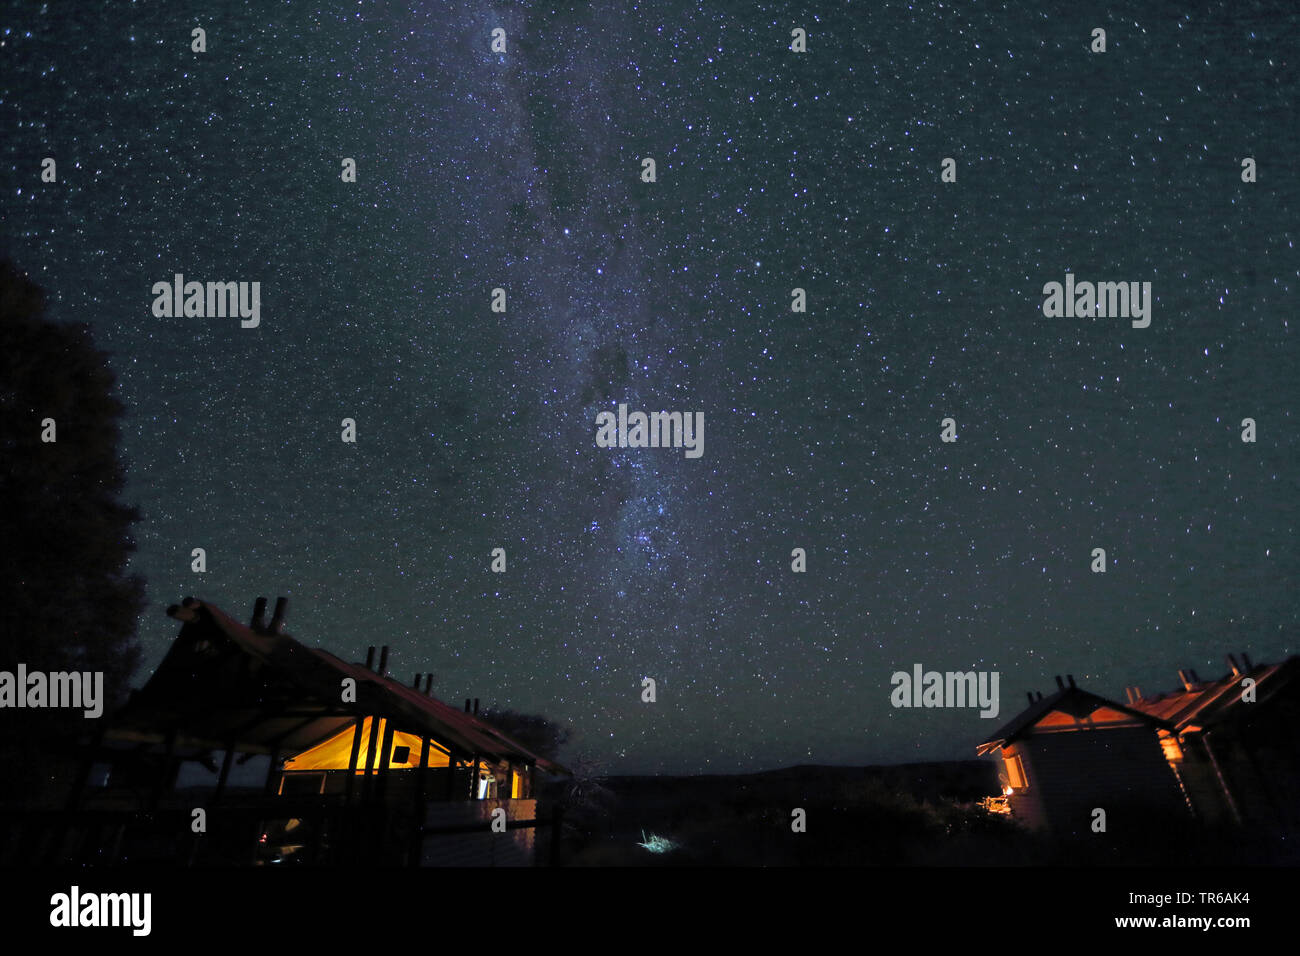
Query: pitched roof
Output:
[[107, 597, 568, 775], [976, 685, 1173, 755], [1128, 657, 1299, 732]]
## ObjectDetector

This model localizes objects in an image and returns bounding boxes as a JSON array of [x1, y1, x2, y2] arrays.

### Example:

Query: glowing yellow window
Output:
[[1004, 753, 1028, 790]]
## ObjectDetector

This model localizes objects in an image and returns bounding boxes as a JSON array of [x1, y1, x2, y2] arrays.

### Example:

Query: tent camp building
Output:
[[977, 657, 1300, 838], [43, 596, 568, 866]]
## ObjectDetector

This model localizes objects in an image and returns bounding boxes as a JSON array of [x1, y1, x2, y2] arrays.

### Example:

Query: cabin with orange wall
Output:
[[977, 677, 1188, 836]]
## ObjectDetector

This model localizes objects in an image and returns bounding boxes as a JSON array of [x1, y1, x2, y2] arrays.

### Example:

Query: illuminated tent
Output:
[[71, 595, 569, 864], [281, 717, 526, 798], [104, 596, 565, 801]]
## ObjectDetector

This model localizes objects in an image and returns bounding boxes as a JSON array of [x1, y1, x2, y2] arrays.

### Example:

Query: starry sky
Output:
[[2, 1, 1296, 774]]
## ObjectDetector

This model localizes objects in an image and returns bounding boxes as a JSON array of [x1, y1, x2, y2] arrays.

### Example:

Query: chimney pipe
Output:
[[1027, 692, 1035, 705], [412, 673, 422, 688], [1054, 675, 1065, 691], [365, 646, 375, 670], [473, 698, 479, 715], [1189, 668, 1201, 684], [1067, 674, 1076, 689], [251, 597, 268, 631], [167, 603, 199, 623], [269, 596, 288, 634], [377, 645, 389, 676], [1036, 691, 1043, 701], [1241, 651, 1253, 670], [1226, 654, 1241, 677], [464, 699, 471, 713], [1124, 687, 1134, 705], [423, 674, 434, 695], [1178, 670, 1194, 691]]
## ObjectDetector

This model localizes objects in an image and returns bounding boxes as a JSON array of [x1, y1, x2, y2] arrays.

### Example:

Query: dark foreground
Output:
[[549, 761, 1300, 866]]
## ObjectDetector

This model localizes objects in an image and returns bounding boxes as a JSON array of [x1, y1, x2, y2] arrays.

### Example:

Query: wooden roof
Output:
[[976, 686, 1173, 755], [976, 657, 1299, 755], [1129, 657, 1298, 733]]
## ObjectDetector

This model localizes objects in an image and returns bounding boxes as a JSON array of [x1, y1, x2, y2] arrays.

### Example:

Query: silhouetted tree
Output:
[[478, 707, 572, 762], [557, 751, 615, 823], [0, 259, 144, 801]]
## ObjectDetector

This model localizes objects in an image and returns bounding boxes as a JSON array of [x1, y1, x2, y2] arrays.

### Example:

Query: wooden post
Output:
[[372, 719, 396, 862], [376, 720, 396, 801], [344, 716, 365, 805], [1202, 732, 1243, 824], [213, 740, 236, 804], [409, 735, 430, 866], [64, 724, 106, 812], [263, 746, 282, 796], [149, 727, 179, 811], [445, 750, 458, 800], [362, 713, 383, 802], [470, 755, 481, 799]]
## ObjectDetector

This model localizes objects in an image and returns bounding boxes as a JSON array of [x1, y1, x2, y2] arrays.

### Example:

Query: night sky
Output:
[[2, 1, 1296, 774]]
